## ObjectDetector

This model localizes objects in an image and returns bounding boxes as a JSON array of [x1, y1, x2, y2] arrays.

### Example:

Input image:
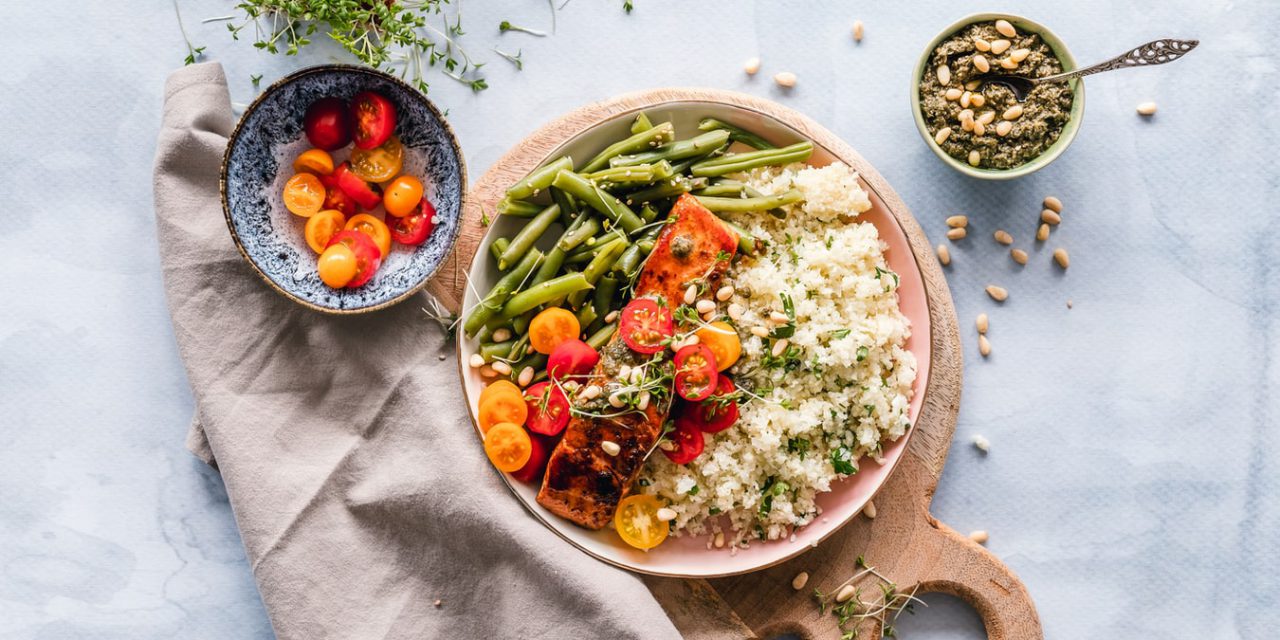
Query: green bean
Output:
[[509, 352, 548, 381], [551, 170, 643, 234], [565, 228, 625, 262], [639, 203, 659, 223], [550, 186, 579, 226], [690, 141, 814, 177], [513, 310, 533, 336], [497, 197, 544, 217], [630, 112, 653, 134], [669, 145, 727, 174], [716, 217, 765, 255], [575, 302, 597, 328], [697, 117, 775, 150], [506, 156, 573, 201], [479, 341, 515, 362], [501, 272, 592, 319], [610, 130, 731, 168], [568, 237, 626, 307], [693, 183, 747, 197], [580, 122, 675, 172], [498, 203, 560, 270], [593, 275, 620, 319], [555, 214, 601, 252], [584, 161, 676, 187], [626, 176, 708, 203], [489, 237, 510, 263], [464, 248, 543, 336], [532, 247, 567, 285], [638, 238, 656, 254], [585, 323, 617, 350], [695, 189, 804, 213], [613, 223, 662, 276], [508, 333, 530, 362]]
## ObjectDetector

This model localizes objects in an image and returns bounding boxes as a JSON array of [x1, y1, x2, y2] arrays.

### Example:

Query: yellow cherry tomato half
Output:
[[383, 175, 425, 218], [283, 173, 327, 217], [479, 388, 528, 434], [484, 422, 532, 472], [348, 135, 404, 183], [529, 307, 581, 355], [292, 148, 335, 176], [344, 213, 392, 259], [695, 321, 742, 371], [614, 494, 670, 550], [304, 209, 347, 254], [317, 243, 358, 288], [479, 380, 522, 409]]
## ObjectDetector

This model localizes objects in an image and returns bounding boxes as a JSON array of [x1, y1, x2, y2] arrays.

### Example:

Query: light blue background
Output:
[[2, 1, 1275, 638]]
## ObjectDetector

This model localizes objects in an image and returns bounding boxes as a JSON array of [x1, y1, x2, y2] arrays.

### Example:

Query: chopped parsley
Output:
[[686, 485, 700, 496], [856, 346, 870, 362], [787, 437, 811, 459], [831, 446, 857, 475], [770, 292, 797, 339]]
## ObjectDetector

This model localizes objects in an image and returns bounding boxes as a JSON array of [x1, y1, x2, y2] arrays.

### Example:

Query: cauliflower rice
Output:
[[638, 162, 917, 546]]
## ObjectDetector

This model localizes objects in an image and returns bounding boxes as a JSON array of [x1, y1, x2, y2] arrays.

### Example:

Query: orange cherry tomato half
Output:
[[304, 209, 347, 254], [292, 148, 335, 176], [283, 173, 326, 217], [479, 388, 529, 434], [383, 175, 425, 218], [479, 380, 522, 408], [529, 307, 581, 355], [349, 135, 404, 183], [695, 321, 741, 371], [317, 243, 358, 288], [484, 422, 532, 472], [344, 213, 392, 259], [324, 230, 382, 288], [614, 494, 670, 550]]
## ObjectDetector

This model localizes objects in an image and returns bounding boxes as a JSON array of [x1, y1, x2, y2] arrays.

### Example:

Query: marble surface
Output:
[[1, 1, 1275, 638]]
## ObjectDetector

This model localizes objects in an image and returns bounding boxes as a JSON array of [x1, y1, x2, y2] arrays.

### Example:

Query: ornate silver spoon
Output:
[[978, 38, 1199, 101]]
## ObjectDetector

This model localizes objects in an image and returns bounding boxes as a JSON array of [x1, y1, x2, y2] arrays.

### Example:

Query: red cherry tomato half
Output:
[[510, 432, 555, 484], [547, 339, 600, 382], [350, 91, 397, 150], [523, 382, 571, 436], [319, 174, 358, 216], [662, 419, 705, 465], [676, 375, 739, 434], [333, 162, 383, 210], [386, 199, 436, 246], [673, 344, 719, 401], [325, 230, 382, 287], [618, 298, 674, 354], [304, 97, 351, 151]]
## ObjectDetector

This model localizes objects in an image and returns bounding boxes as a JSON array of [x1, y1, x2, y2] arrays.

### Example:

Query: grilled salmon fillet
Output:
[[537, 194, 739, 529]]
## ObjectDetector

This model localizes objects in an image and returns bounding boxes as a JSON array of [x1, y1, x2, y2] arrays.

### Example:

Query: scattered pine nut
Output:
[[960, 91, 972, 108], [1011, 248, 1028, 265], [995, 19, 1016, 37], [517, 366, 535, 387], [656, 507, 677, 521], [976, 313, 988, 334], [995, 120, 1013, 137], [1043, 196, 1063, 213], [971, 93, 986, 107], [601, 440, 621, 456], [434, 599, 443, 608], [1042, 209, 1062, 225], [774, 71, 797, 88], [978, 110, 996, 126], [696, 299, 716, 314], [479, 364, 498, 379], [716, 285, 734, 301], [1137, 101, 1158, 116], [999, 57, 1019, 70], [973, 54, 990, 73], [769, 311, 790, 324], [714, 532, 725, 548], [751, 325, 769, 338], [990, 38, 1011, 55], [936, 64, 952, 85], [945, 88, 963, 101], [974, 37, 991, 52], [973, 121, 986, 137], [978, 334, 992, 357], [969, 530, 990, 544], [1053, 248, 1070, 269], [947, 227, 967, 240], [743, 56, 761, 75], [936, 244, 951, 266], [604, 310, 619, 323], [965, 79, 983, 91], [491, 360, 513, 376], [469, 353, 485, 368], [863, 500, 877, 519], [1003, 104, 1024, 120], [968, 150, 981, 167], [491, 328, 512, 342], [946, 215, 968, 228], [986, 285, 1008, 302], [771, 339, 790, 357], [727, 302, 744, 320], [972, 434, 991, 452], [1010, 48, 1031, 63], [993, 230, 1013, 245], [1036, 223, 1051, 242], [637, 390, 651, 411], [608, 393, 626, 408], [836, 584, 857, 603], [683, 285, 697, 305], [580, 384, 601, 400], [852, 20, 865, 42], [792, 571, 810, 590], [934, 127, 953, 145]]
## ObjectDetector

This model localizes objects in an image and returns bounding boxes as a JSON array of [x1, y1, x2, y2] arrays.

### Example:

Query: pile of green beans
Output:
[[465, 113, 814, 379]]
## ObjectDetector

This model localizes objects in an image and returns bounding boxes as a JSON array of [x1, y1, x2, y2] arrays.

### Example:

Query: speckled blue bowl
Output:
[[221, 64, 465, 314]]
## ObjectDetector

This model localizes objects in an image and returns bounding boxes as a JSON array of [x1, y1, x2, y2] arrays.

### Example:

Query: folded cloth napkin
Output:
[[153, 62, 680, 640]]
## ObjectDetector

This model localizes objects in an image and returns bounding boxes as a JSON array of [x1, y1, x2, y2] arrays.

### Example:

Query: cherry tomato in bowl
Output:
[[386, 199, 436, 246], [293, 148, 335, 176], [662, 419, 705, 465], [333, 162, 383, 210], [304, 97, 351, 151], [676, 375, 739, 434], [324, 230, 382, 288], [344, 213, 392, 259], [384, 175, 425, 218], [350, 91, 397, 150], [317, 243, 359, 288], [319, 174, 358, 216], [283, 173, 326, 217], [523, 382, 571, 436], [304, 209, 347, 254], [348, 135, 403, 183], [673, 344, 719, 401], [547, 339, 600, 382], [619, 298, 674, 354]]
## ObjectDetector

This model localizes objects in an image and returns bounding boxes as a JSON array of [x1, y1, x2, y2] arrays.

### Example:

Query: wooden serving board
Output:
[[427, 89, 1041, 640]]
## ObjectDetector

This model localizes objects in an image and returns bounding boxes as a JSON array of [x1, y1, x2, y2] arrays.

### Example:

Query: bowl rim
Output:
[[910, 12, 1086, 180], [219, 63, 468, 315]]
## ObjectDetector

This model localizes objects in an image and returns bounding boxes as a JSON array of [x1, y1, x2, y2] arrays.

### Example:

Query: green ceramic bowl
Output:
[[910, 13, 1085, 180]]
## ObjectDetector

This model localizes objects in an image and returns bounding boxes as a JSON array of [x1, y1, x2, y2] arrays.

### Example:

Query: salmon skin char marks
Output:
[[536, 195, 738, 529]]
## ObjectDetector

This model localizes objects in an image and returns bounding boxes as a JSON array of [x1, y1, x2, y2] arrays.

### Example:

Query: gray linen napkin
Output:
[[154, 62, 680, 640]]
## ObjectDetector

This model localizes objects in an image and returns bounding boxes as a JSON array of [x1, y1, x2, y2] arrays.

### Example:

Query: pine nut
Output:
[[947, 227, 967, 240], [945, 88, 963, 101], [601, 440, 621, 456], [581, 385, 601, 400], [518, 366, 535, 387], [976, 313, 988, 334], [994, 229, 1012, 245], [946, 215, 969, 228], [696, 299, 716, 314], [792, 571, 809, 590], [608, 392, 626, 408], [637, 390, 651, 411], [934, 127, 953, 145], [479, 365, 498, 379], [491, 360, 512, 376], [682, 334, 701, 347], [936, 64, 952, 85], [968, 150, 981, 167], [714, 532, 725, 548], [978, 110, 996, 125], [618, 364, 631, 381], [972, 434, 991, 452], [972, 54, 990, 73], [965, 79, 983, 91], [563, 380, 581, 392], [604, 310, 618, 323], [1043, 196, 1063, 213], [974, 37, 991, 52], [990, 38, 1011, 55], [655, 507, 677, 522], [971, 93, 986, 107], [979, 334, 992, 357], [1053, 248, 1070, 269], [743, 56, 761, 75], [863, 500, 877, 519], [852, 20, 864, 42], [960, 91, 972, 108], [999, 57, 1019, 70], [1003, 104, 1024, 120], [751, 325, 769, 338], [769, 311, 790, 324], [491, 328, 512, 342], [1042, 209, 1062, 225], [995, 120, 1013, 137], [1137, 101, 1158, 116], [937, 244, 951, 266], [961, 118, 975, 133], [995, 19, 1016, 37], [986, 285, 1008, 302], [469, 353, 486, 368], [1010, 48, 1031, 63], [774, 71, 797, 88], [969, 530, 990, 544], [701, 310, 716, 322], [684, 285, 697, 305], [1037, 223, 1050, 241], [727, 302, 744, 320], [973, 121, 986, 137], [958, 108, 974, 123], [716, 285, 734, 301], [836, 584, 857, 603], [1011, 248, 1028, 265], [771, 339, 790, 357]]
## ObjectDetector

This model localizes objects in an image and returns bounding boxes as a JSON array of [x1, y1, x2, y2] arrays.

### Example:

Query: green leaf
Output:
[[831, 446, 856, 475]]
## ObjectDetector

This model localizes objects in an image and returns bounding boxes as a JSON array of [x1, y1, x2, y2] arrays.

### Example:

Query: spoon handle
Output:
[[1041, 38, 1199, 83]]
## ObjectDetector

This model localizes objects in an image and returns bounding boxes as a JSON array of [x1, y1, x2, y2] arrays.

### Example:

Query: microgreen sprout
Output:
[[812, 558, 926, 639], [498, 21, 547, 37], [493, 47, 524, 70], [173, 0, 207, 65]]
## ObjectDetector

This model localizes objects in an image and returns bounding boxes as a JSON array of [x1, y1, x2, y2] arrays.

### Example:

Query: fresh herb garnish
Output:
[[173, 0, 206, 65], [250, 73, 263, 88], [686, 485, 700, 496], [856, 346, 870, 362], [493, 47, 523, 70], [770, 292, 796, 339], [787, 437, 811, 459], [829, 328, 851, 340], [498, 21, 547, 36], [831, 446, 856, 475]]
